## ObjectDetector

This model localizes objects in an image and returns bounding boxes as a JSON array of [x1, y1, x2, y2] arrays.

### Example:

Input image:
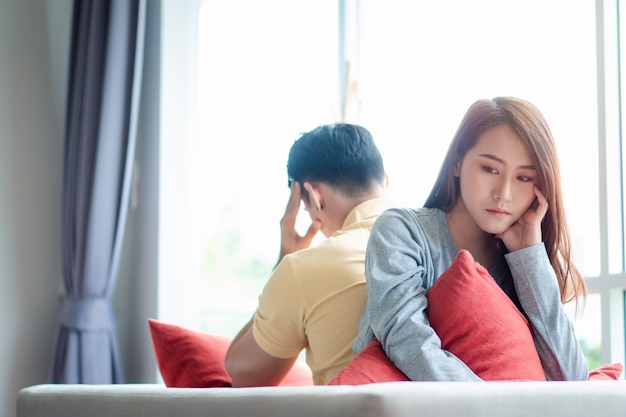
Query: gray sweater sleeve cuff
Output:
[[505, 243, 588, 381]]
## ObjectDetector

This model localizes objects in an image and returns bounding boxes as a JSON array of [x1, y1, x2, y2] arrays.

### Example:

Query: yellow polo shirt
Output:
[[252, 198, 395, 385]]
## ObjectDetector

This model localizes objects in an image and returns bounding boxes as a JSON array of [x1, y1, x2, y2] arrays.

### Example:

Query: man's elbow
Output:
[[224, 353, 245, 387], [225, 353, 260, 387], [227, 354, 291, 387]]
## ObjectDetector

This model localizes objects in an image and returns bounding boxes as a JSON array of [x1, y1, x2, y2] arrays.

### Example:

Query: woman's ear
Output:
[[303, 182, 322, 211]]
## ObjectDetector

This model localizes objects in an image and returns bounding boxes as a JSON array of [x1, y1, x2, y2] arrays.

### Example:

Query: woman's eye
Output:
[[482, 166, 497, 174], [518, 175, 534, 182]]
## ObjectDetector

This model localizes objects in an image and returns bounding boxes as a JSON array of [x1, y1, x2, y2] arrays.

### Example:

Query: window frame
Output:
[[159, 0, 626, 373], [592, 0, 626, 367]]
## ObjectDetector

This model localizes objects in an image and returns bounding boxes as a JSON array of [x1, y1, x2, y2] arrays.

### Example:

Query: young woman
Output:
[[352, 97, 589, 381]]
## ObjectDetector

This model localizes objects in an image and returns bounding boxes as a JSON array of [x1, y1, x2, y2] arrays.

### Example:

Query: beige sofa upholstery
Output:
[[16, 381, 626, 417]]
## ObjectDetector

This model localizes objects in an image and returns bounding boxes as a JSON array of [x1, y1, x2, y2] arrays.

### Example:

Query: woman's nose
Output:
[[493, 179, 513, 202]]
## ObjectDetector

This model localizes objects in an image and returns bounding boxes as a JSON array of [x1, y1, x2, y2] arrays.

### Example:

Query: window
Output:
[[351, 0, 604, 365], [160, 0, 625, 372], [160, 0, 338, 333]]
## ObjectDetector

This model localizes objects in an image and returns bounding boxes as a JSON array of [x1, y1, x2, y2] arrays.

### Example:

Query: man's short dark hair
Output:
[[287, 123, 386, 197]]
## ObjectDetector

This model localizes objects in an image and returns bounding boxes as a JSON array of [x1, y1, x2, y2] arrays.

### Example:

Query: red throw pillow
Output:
[[329, 338, 623, 384], [426, 249, 546, 381], [328, 337, 409, 385], [588, 363, 623, 380], [148, 318, 313, 387], [330, 250, 547, 385]]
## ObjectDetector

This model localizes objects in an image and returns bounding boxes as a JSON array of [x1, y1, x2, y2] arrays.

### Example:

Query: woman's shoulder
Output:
[[378, 206, 445, 224], [374, 206, 452, 248]]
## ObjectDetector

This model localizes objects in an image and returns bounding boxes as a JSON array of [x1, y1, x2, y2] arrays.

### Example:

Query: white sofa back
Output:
[[16, 381, 626, 417]]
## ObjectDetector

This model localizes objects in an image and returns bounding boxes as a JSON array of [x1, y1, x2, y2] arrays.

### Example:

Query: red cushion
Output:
[[426, 249, 546, 381], [330, 249, 547, 384], [588, 363, 623, 380], [328, 338, 408, 385], [148, 319, 313, 387], [330, 339, 623, 384]]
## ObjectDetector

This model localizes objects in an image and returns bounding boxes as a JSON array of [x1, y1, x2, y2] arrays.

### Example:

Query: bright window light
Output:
[[160, 0, 619, 370]]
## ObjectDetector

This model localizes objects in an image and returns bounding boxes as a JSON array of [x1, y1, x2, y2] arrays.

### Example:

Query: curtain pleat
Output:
[[50, 0, 146, 384]]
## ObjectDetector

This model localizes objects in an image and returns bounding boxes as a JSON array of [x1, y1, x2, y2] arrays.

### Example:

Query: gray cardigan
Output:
[[353, 207, 588, 381]]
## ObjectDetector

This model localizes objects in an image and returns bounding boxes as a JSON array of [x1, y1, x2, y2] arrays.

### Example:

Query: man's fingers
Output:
[[286, 182, 301, 209], [282, 181, 302, 225]]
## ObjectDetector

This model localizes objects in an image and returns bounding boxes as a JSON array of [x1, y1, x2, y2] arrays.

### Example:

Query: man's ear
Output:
[[303, 182, 322, 211]]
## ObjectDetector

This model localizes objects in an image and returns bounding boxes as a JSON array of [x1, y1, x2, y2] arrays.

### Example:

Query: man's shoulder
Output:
[[345, 197, 397, 224]]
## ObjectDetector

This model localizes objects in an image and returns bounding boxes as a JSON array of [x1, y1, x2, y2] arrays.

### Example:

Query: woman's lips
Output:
[[487, 208, 511, 216]]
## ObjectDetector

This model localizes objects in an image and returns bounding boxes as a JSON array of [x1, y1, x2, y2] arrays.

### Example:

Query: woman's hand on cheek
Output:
[[496, 186, 548, 252]]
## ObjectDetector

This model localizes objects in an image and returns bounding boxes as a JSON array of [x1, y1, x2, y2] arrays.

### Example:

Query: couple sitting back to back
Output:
[[225, 96, 589, 386]]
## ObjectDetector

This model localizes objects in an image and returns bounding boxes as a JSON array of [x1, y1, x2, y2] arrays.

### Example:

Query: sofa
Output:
[[16, 380, 626, 417], [18, 291, 624, 417]]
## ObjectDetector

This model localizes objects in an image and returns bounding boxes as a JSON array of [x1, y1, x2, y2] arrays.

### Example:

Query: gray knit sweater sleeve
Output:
[[505, 244, 588, 380], [353, 208, 481, 381], [353, 207, 588, 382]]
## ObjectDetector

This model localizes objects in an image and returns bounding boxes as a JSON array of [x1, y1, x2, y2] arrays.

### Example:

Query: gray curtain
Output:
[[50, 0, 146, 384]]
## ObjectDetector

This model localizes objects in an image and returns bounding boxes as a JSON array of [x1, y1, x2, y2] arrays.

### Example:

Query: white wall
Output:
[[0, 1, 69, 416], [1, 1, 160, 416]]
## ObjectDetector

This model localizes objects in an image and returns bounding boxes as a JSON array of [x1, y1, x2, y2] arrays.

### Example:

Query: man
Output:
[[225, 123, 394, 386]]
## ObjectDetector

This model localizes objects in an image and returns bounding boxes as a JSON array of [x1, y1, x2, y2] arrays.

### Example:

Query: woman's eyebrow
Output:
[[478, 153, 536, 170]]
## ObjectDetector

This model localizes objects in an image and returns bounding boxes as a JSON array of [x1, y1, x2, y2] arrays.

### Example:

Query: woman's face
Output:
[[455, 124, 538, 235]]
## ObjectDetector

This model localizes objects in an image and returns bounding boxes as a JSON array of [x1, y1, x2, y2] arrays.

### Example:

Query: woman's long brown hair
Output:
[[425, 97, 586, 305]]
